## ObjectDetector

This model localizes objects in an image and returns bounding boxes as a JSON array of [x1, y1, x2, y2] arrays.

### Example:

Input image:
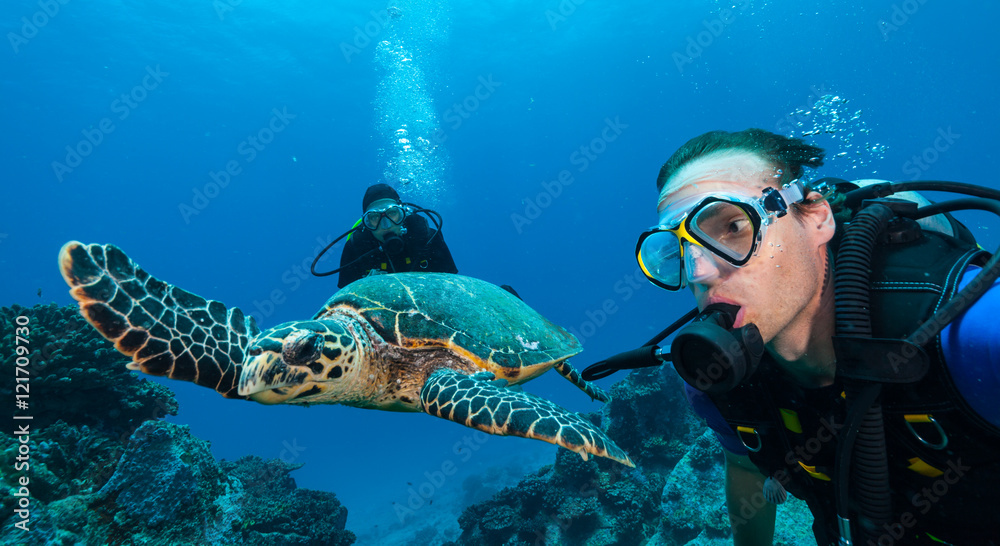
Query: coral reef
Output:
[[657, 430, 731, 545], [91, 420, 232, 544], [0, 304, 354, 546], [0, 303, 179, 433], [447, 367, 814, 546], [654, 430, 814, 546], [604, 365, 706, 473], [1, 303, 177, 532], [222, 455, 353, 546]]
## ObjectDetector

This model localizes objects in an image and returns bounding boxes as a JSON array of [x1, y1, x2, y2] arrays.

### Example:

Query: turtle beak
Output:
[[238, 353, 307, 403]]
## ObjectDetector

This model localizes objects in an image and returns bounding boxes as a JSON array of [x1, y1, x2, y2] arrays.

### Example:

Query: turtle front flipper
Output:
[[58, 241, 258, 398], [420, 368, 634, 467]]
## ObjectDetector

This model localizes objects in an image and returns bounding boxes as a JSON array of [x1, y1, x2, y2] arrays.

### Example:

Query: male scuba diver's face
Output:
[[658, 151, 835, 345], [365, 198, 405, 243]]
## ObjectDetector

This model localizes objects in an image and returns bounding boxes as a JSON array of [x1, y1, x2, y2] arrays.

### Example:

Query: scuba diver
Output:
[[312, 183, 458, 287], [584, 129, 1000, 545]]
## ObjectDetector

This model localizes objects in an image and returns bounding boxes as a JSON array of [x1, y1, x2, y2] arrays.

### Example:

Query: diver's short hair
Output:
[[656, 128, 826, 191]]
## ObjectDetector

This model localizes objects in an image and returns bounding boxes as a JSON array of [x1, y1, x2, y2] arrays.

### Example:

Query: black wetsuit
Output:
[[337, 214, 458, 288]]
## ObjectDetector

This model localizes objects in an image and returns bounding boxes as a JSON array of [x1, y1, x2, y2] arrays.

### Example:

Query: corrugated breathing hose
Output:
[[832, 203, 894, 543]]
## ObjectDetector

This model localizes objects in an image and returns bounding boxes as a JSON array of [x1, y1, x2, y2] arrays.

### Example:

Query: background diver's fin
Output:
[[419, 368, 634, 467], [499, 284, 522, 300]]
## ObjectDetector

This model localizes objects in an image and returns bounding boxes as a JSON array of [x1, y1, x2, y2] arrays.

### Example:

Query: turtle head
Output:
[[238, 319, 361, 405]]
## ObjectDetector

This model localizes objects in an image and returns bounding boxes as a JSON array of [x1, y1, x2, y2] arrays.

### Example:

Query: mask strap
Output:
[[761, 180, 807, 216]]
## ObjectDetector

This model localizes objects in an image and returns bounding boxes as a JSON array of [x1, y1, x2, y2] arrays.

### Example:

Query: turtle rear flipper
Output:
[[420, 368, 634, 467], [58, 241, 257, 399], [554, 360, 609, 403]]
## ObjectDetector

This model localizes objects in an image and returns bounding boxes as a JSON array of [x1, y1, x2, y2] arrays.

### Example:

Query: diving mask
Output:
[[636, 181, 806, 291], [363, 203, 407, 230]]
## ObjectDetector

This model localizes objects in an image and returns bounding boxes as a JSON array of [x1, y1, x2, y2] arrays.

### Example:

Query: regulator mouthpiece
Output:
[[382, 232, 405, 255], [672, 302, 764, 394]]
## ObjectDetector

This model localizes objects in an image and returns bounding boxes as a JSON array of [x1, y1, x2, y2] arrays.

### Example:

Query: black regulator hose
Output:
[[907, 197, 1000, 346], [842, 180, 1000, 210], [310, 226, 375, 277], [404, 203, 445, 247], [581, 307, 699, 381], [833, 203, 895, 541]]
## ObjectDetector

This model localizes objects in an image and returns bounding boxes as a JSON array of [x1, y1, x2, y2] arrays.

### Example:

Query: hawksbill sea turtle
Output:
[[58, 241, 634, 467]]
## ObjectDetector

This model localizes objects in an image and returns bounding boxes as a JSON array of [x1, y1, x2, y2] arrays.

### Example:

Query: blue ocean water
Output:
[[3, 0, 999, 541]]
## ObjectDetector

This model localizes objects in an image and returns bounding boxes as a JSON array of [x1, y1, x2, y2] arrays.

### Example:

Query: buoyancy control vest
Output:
[[709, 216, 1000, 545]]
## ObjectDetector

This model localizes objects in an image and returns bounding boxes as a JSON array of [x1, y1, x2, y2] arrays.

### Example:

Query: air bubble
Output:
[[783, 92, 885, 175]]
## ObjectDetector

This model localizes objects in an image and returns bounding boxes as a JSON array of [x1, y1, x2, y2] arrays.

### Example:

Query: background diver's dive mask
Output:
[[362, 203, 407, 230], [636, 181, 806, 291], [363, 203, 408, 255]]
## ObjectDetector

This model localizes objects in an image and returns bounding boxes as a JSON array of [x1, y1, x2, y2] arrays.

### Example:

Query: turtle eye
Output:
[[282, 331, 324, 366]]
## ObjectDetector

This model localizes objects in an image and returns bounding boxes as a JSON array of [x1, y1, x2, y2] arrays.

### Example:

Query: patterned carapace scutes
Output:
[[59, 241, 634, 467]]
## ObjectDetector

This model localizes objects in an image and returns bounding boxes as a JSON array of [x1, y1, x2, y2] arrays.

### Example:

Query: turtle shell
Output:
[[315, 273, 581, 371]]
